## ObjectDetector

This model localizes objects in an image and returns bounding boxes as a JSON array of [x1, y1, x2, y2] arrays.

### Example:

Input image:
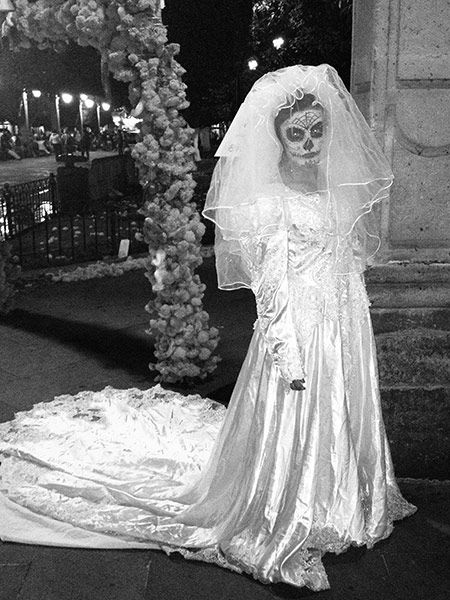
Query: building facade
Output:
[[351, 0, 450, 263]]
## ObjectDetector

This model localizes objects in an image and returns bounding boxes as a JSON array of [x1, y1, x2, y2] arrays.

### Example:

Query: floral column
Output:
[[3, 0, 220, 383], [131, 44, 220, 382]]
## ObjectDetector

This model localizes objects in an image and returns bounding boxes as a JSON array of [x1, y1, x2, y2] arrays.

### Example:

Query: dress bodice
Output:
[[241, 185, 372, 382]]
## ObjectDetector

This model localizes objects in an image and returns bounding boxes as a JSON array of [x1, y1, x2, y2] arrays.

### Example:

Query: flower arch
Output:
[[1, 0, 220, 383]]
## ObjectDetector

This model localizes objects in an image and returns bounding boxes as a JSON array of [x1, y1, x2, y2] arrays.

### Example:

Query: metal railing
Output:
[[0, 167, 146, 269], [3, 205, 146, 269], [0, 174, 58, 238], [0, 155, 215, 268]]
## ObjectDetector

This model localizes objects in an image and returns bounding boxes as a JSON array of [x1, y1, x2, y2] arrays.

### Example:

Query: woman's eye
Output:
[[310, 122, 323, 138], [286, 127, 305, 142]]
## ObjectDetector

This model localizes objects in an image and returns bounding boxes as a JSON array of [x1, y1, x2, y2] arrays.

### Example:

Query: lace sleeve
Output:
[[241, 230, 305, 385]]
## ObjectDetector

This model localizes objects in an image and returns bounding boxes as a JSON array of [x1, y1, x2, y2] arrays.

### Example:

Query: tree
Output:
[[251, 0, 353, 87]]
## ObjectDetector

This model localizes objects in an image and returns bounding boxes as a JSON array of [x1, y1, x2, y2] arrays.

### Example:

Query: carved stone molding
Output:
[[396, 124, 450, 157]]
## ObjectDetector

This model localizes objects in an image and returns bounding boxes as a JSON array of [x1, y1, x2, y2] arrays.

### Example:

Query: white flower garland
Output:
[[46, 256, 149, 283], [43, 246, 214, 283], [5, 0, 220, 383]]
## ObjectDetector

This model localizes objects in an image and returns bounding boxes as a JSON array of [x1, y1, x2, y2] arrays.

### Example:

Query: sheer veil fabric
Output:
[[203, 64, 393, 290], [0, 65, 415, 592]]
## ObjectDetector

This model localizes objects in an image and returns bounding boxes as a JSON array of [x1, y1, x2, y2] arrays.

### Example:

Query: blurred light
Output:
[[0, 1, 14, 28], [248, 58, 258, 71], [61, 93, 73, 104], [0, 0, 14, 10], [84, 98, 95, 109], [272, 36, 285, 50], [79, 93, 88, 102], [101, 102, 111, 111], [31, 89, 42, 98]]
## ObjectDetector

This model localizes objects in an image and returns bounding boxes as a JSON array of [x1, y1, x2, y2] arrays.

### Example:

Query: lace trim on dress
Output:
[[0, 385, 226, 541], [162, 544, 243, 574], [305, 483, 417, 554], [162, 538, 331, 592], [159, 480, 416, 592]]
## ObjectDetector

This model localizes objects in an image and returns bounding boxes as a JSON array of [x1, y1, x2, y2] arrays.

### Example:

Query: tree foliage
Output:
[[252, 0, 353, 87]]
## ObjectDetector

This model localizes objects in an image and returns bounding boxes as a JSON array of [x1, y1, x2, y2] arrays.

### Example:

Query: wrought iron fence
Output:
[[0, 175, 58, 238], [4, 207, 146, 269], [0, 156, 215, 269], [0, 169, 146, 269]]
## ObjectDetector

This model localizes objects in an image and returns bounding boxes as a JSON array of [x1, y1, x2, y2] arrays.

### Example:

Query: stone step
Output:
[[367, 282, 449, 308], [366, 262, 450, 284], [365, 262, 450, 307], [371, 307, 450, 333], [381, 385, 449, 479], [375, 328, 450, 386]]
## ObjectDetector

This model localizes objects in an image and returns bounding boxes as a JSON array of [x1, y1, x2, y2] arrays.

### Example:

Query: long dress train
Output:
[[0, 192, 415, 592]]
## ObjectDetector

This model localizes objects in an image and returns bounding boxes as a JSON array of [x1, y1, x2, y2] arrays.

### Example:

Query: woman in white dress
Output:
[[0, 65, 415, 592]]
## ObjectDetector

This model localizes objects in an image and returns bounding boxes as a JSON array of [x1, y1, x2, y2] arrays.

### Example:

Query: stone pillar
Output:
[[351, 1, 450, 479], [351, 0, 450, 263]]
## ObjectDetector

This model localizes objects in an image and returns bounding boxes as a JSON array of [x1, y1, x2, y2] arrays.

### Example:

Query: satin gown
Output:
[[0, 191, 415, 592]]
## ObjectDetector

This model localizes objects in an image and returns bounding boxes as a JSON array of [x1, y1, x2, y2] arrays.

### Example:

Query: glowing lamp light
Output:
[[61, 93, 73, 104], [79, 93, 88, 102], [84, 98, 95, 109], [101, 102, 111, 111], [272, 37, 285, 50], [248, 58, 258, 71], [31, 89, 42, 98]]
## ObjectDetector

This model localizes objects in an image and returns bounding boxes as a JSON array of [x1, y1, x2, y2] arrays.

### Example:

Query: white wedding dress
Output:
[[0, 191, 415, 592]]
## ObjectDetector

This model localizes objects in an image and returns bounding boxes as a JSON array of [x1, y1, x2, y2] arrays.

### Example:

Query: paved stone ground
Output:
[[0, 260, 449, 599], [0, 150, 117, 186]]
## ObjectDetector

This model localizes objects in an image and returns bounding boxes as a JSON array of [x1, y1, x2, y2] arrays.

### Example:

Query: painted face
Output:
[[279, 107, 324, 167]]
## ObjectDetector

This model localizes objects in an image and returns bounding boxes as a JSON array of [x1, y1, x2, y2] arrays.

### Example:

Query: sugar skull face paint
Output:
[[278, 107, 324, 167]]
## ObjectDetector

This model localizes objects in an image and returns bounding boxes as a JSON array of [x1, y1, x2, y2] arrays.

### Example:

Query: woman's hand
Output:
[[290, 378, 306, 391]]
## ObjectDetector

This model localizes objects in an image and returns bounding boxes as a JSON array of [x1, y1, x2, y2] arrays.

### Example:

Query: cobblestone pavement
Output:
[[0, 150, 117, 186], [0, 261, 448, 599]]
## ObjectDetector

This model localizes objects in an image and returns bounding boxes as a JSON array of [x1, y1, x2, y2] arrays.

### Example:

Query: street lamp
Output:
[[21, 88, 42, 129], [248, 58, 259, 71], [54, 94, 61, 132], [97, 101, 111, 130], [57, 93, 73, 132], [61, 93, 73, 104], [22, 89, 29, 129], [272, 36, 285, 50], [78, 94, 86, 130], [79, 95, 94, 130]]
